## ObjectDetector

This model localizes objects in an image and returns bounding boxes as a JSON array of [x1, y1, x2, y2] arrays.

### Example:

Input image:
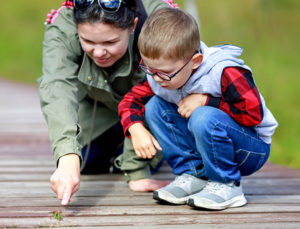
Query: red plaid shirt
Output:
[[118, 67, 263, 137]]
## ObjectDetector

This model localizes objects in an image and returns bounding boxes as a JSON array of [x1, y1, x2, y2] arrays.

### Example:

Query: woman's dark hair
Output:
[[73, 0, 139, 29]]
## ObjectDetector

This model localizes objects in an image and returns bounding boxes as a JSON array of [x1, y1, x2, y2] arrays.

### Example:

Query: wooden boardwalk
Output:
[[1, 78, 300, 228]]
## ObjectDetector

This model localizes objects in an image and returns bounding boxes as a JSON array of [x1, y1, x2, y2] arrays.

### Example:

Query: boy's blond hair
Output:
[[138, 7, 200, 60]]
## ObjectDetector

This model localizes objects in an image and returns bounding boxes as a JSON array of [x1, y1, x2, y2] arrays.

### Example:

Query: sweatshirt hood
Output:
[[190, 41, 245, 81]]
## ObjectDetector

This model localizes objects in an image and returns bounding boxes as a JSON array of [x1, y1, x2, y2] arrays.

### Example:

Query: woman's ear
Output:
[[192, 53, 203, 70]]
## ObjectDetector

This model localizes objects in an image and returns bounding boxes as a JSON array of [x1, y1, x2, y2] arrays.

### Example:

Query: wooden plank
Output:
[[0, 196, 155, 207], [2, 194, 300, 208], [249, 163, 300, 178], [0, 181, 300, 198], [0, 181, 129, 188], [1, 177, 300, 187], [0, 144, 51, 156], [1, 204, 300, 218], [1, 187, 300, 203], [0, 167, 54, 173], [1, 213, 300, 228], [0, 179, 299, 197], [1, 160, 299, 179], [0, 160, 54, 167], [23, 223, 300, 229], [0, 134, 49, 144], [1, 189, 300, 201], [0, 174, 128, 182], [0, 224, 296, 229], [3, 168, 300, 181]]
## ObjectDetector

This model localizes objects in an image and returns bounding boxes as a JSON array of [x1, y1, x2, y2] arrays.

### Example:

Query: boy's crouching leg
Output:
[[188, 106, 270, 182]]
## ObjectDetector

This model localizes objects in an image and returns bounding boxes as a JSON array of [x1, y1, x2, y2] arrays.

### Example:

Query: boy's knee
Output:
[[145, 96, 160, 112], [145, 97, 160, 121], [145, 96, 171, 121], [188, 106, 223, 134]]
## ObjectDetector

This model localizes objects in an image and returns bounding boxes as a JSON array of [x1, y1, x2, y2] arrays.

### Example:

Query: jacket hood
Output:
[[189, 41, 245, 82]]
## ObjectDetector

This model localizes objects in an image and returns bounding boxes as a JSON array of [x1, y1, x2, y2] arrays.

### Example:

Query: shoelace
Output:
[[203, 181, 229, 194], [172, 175, 192, 186]]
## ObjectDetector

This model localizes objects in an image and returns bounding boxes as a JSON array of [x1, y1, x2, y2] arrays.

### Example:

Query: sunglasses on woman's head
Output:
[[73, 0, 125, 12]]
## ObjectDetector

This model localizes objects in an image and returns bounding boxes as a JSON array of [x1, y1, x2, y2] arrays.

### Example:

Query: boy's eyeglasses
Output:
[[74, 0, 125, 13], [139, 51, 199, 81]]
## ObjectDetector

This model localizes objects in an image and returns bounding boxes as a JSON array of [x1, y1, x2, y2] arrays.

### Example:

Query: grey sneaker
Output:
[[187, 181, 247, 210], [153, 173, 207, 204]]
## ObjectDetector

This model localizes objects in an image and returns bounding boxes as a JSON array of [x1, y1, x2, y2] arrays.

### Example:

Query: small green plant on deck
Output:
[[52, 209, 63, 221]]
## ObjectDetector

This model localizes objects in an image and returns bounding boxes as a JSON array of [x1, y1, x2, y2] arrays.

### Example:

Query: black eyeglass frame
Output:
[[73, 0, 125, 13], [139, 50, 199, 81]]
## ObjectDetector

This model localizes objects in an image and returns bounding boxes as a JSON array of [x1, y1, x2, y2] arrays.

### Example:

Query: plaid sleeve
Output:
[[206, 67, 263, 126], [118, 79, 154, 137]]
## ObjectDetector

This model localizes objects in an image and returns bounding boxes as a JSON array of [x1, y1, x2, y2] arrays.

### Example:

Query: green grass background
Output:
[[0, 0, 299, 169]]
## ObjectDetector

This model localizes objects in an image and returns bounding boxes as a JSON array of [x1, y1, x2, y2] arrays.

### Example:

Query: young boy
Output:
[[118, 7, 278, 210]]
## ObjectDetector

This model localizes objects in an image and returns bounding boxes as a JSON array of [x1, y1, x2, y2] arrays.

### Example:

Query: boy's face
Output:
[[141, 53, 202, 90]]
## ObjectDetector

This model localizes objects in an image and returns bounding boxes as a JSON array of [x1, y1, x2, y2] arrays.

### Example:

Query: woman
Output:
[[39, 0, 175, 206]]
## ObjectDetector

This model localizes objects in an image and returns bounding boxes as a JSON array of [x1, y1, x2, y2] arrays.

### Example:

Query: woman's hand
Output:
[[50, 154, 81, 206], [177, 93, 208, 118], [128, 123, 162, 159]]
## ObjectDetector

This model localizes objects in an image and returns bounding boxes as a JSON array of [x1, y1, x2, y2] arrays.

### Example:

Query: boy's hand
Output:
[[128, 123, 162, 159], [178, 93, 208, 118]]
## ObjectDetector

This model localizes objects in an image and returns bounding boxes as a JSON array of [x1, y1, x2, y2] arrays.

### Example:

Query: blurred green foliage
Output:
[[0, 0, 64, 83], [0, 0, 299, 169]]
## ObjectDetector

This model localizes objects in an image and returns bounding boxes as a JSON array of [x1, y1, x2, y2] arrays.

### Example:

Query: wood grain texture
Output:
[[1, 79, 299, 228]]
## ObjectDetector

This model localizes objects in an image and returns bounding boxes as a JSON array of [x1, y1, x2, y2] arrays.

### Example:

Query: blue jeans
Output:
[[145, 96, 270, 183]]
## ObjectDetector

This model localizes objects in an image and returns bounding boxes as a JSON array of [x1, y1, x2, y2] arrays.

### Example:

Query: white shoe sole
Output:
[[153, 190, 192, 205], [188, 194, 247, 210]]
